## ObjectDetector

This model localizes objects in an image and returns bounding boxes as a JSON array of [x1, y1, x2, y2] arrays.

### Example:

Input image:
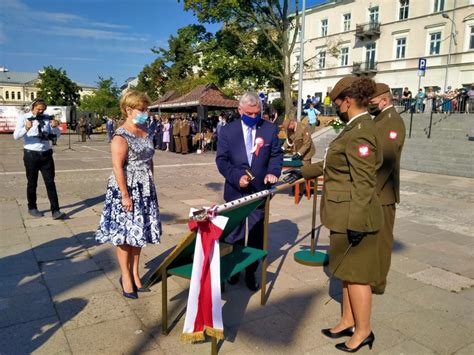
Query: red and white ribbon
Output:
[[181, 208, 228, 342], [252, 137, 265, 156]]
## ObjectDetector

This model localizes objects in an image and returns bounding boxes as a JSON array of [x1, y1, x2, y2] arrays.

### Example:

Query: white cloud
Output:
[[41, 26, 148, 42]]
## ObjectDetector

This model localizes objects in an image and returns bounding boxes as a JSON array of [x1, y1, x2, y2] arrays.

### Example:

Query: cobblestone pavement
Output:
[[0, 134, 473, 354]]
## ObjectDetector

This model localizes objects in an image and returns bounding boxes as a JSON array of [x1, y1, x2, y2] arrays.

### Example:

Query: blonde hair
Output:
[[120, 90, 151, 119]]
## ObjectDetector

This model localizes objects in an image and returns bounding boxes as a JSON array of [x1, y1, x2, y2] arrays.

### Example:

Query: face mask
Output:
[[287, 128, 295, 135], [241, 113, 262, 127], [133, 112, 148, 125], [367, 103, 381, 116]]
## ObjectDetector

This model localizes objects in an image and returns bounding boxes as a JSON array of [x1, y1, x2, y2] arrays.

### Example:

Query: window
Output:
[[11, 91, 15, 100], [369, 6, 379, 25], [430, 32, 441, 54], [319, 50, 326, 69], [399, 0, 409, 20], [470, 26, 474, 50], [5, 91, 9, 99], [321, 19, 328, 37], [31, 92, 35, 100], [340, 47, 349, 66], [343, 13, 351, 32], [396, 37, 407, 59], [366, 43, 376, 68], [17, 92, 21, 100], [434, 0, 445, 12]]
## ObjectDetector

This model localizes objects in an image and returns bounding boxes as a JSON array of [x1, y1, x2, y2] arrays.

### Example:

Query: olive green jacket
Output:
[[302, 113, 383, 233], [282, 122, 316, 161], [373, 106, 406, 205], [179, 120, 190, 137], [172, 119, 181, 137]]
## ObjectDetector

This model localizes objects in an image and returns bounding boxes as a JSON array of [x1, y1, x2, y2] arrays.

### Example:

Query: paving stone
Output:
[[409, 267, 474, 292], [378, 340, 436, 354], [387, 309, 472, 353], [64, 315, 161, 353], [0, 227, 30, 246], [0, 273, 47, 298], [55, 290, 133, 330], [455, 342, 474, 354], [33, 243, 90, 262], [0, 316, 71, 355], [40, 255, 101, 280], [0, 289, 56, 327]]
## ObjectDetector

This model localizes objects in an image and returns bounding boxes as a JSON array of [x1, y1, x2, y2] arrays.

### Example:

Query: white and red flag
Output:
[[181, 208, 228, 342]]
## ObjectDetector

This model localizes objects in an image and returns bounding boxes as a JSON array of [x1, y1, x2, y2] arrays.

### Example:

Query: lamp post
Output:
[[296, 0, 306, 122], [441, 3, 457, 93]]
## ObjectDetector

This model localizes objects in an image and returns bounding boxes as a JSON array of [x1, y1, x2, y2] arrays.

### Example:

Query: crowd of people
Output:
[[396, 85, 474, 114]]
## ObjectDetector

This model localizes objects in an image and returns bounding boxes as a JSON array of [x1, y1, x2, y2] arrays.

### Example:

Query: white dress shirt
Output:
[[13, 113, 61, 151]]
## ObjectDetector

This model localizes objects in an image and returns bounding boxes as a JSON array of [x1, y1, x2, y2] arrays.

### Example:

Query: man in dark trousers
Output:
[[13, 99, 65, 219], [368, 83, 406, 294], [216, 91, 283, 291]]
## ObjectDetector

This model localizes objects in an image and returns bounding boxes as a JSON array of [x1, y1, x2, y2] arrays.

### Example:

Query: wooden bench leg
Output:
[[294, 182, 301, 204]]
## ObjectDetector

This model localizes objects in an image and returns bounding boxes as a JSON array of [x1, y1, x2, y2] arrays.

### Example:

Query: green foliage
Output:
[[270, 98, 285, 114], [36, 66, 81, 106], [78, 77, 121, 118], [135, 58, 167, 100]]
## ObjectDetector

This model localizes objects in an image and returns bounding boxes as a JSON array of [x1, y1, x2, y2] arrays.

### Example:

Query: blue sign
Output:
[[418, 58, 427, 71]]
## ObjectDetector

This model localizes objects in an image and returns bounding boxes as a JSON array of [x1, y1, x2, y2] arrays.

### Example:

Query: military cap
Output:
[[371, 83, 391, 99], [329, 76, 358, 101]]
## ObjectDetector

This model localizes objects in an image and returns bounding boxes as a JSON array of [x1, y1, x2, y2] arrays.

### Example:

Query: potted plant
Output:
[[329, 117, 345, 133]]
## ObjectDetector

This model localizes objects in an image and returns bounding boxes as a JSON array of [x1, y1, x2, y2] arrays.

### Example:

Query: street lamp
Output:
[[441, 11, 457, 93], [296, 0, 306, 122]]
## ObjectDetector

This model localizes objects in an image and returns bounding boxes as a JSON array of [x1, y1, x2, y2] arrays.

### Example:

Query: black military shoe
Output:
[[245, 272, 259, 292]]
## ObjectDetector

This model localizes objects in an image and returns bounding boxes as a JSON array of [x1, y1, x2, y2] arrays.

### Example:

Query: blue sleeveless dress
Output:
[[96, 127, 162, 247]]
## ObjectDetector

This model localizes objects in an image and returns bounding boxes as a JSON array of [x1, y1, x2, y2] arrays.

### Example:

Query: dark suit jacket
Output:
[[216, 118, 283, 202]]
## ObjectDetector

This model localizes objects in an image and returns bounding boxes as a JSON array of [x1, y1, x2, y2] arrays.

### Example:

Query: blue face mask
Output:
[[133, 112, 148, 125], [241, 113, 262, 127]]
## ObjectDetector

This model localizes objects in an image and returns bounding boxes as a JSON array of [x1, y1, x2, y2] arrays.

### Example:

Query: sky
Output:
[[0, 0, 324, 88]]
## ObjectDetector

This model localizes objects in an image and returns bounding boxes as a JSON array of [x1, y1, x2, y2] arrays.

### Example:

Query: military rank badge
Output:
[[389, 130, 398, 140], [358, 145, 370, 157]]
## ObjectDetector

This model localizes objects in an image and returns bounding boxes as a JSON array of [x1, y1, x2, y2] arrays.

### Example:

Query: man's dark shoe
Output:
[[28, 209, 44, 218], [245, 273, 260, 292], [228, 273, 240, 285], [52, 210, 66, 220]]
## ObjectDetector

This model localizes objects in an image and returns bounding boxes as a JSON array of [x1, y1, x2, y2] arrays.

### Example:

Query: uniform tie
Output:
[[246, 126, 253, 165]]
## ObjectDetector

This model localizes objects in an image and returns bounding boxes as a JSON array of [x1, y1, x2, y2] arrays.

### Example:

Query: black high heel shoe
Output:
[[321, 326, 355, 339], [133, 277, 151, 292], [335, 332, 375, 353], [119, 277, 138, 299]]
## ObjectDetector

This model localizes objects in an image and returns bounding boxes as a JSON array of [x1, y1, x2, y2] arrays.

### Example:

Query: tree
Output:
[[36, 66, 81, 106], [135, 58, 168, 100], [181, 0, 302, 118], [79, 77, 121, 119]]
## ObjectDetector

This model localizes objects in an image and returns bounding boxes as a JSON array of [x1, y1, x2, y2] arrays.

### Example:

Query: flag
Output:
[[181, 208, 228, 342]]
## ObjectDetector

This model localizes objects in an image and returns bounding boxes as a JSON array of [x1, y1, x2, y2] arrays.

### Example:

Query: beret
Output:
[[329, 76, 358, 101]]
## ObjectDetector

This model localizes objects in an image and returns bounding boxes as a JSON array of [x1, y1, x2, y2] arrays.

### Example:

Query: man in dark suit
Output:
[[216, 91, 283, 291]]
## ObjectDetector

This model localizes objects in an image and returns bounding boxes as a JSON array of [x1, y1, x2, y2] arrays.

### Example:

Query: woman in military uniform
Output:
[[299, 77, 382, 352]]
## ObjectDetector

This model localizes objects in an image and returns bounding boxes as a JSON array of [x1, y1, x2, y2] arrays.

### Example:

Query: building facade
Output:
[[0, 68, 96, 105], [294, 0, 474, 97]]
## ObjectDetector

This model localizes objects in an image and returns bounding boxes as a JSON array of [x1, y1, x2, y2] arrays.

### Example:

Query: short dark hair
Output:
[[31, 99, 47, 109]]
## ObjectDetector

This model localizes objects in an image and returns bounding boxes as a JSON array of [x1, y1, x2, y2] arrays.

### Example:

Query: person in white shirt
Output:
[[13, 99, 65, 219]]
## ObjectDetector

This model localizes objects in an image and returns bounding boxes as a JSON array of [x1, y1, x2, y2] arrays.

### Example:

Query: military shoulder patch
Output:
[[389, 130, 398, 140], [358, 145, 370, 157]]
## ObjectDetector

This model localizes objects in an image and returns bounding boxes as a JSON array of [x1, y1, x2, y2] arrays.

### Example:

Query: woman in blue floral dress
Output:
[[96, 90, 161, 299]]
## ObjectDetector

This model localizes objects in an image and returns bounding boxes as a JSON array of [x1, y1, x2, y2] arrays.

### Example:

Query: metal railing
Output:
[[352, 61, 377, 74], [355, 22, 381, 38], [396, 93, 471, 138]]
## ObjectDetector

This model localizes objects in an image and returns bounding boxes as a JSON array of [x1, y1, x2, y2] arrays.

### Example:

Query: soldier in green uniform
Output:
[[284, 77, 382, 352], [368, 83, 406, 295], [179, 117, 190, 154], [172, 116, 182, 154], [281, 118, 315, 166]]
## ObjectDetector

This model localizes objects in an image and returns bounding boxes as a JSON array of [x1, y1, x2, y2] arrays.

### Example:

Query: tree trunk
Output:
[[283, 53, 295, 120]]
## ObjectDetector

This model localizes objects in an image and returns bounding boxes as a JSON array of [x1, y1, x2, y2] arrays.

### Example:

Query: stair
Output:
[[311, 113, 474, 178]]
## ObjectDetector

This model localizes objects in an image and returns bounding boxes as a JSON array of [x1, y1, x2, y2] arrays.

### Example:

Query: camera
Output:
[[28, 114, 58, 141]]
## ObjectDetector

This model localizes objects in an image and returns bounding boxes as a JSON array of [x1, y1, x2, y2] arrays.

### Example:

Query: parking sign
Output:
[[418, 58, 427, 77]]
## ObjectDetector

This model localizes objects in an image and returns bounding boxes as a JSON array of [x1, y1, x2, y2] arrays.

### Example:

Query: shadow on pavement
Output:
[[0, 233, 116, 353]]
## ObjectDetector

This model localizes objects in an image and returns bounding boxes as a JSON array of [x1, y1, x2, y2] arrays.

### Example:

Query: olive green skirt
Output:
[[329, 231, 380, 284]]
